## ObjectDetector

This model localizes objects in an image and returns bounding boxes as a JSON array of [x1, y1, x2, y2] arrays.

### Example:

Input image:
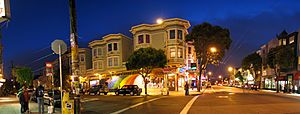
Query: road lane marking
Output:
[[180, 95, 199, 114], [110, 97, 163, 114]]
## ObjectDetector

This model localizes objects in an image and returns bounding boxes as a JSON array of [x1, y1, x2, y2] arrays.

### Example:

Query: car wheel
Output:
[[130, 92, 134, 96], [123, 93, 126, 96], [104, 92, 108, 95], [115, 92, 119, 96]]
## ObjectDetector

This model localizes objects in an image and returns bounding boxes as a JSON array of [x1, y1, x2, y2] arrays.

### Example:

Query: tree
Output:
[[186, 22, 232, 91], [0, 79, 14, 96], [242, 52, 262, 87], [126, 47, 167, 95], [16, 67, 34, 87], [235, 71, 244, 84], [267, 45, 294, 93]]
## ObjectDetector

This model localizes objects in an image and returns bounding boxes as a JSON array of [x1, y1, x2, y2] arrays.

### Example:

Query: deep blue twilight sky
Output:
[[2, 0, 300, 78]]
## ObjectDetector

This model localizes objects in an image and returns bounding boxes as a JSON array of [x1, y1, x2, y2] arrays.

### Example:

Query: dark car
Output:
[[250, 84, 259, 90], [44, 90, 61, 107], [115, 85, 142, 96], [88, 85, 109, 95]]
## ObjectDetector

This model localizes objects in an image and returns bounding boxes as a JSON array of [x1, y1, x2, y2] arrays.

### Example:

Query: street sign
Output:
[[45, 62, 53, 77], [51, 40, 67, 55]]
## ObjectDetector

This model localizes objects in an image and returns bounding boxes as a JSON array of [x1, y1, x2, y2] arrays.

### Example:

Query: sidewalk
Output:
[[0, 96, 61, 114]]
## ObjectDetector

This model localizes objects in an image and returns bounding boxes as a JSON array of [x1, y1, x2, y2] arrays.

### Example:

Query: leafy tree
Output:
[[235, 71, 244, 84], [242, 52, 262, 86], [126, 47, 167, 95], [267, 45, 294, 93], [186, 22, 232, 91], [16, 67, 34, 87]]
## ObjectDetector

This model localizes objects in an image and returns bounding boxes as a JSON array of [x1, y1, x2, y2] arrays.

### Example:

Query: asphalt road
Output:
[[82, 86, 300, 114]]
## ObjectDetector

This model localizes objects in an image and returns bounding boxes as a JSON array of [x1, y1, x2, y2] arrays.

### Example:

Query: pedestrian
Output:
[[17, 85, 25, 113], [23, 86, 30, 113], [36, 82, 45, 113], [185, 81, 189, 96]]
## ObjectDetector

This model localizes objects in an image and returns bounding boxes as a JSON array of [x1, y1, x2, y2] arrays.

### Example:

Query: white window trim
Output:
[[107, 42, 119, 52], [170, 47, 176, 58]]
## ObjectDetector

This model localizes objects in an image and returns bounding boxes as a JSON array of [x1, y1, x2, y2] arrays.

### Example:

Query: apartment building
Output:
[[87, 33, 133, 86], [130, 18, 191, 91]]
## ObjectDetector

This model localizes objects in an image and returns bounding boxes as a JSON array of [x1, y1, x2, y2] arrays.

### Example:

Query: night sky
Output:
[[2, 0, 300, 78]]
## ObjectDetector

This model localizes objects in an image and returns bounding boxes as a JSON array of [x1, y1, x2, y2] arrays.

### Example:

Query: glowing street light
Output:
[[210, 47, 217, 53], [228, 67, 233, 72], [219, 75, 222, 79], [156, 18, 163, 24], [208, 72, 212, 75]]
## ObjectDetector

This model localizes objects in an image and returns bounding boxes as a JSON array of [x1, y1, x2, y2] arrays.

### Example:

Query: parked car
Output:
[[250, 84, 259, 90], [88, 85, 109, 95], [206, 82, 211, 88], [44, 90, 61, 107], [115, 85, 142, 96]]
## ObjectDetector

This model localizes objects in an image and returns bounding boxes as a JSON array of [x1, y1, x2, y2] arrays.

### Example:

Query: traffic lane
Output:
[[189, 86, 300, 114], [82, 95, 162, 114], [121, 96, 195, 114]]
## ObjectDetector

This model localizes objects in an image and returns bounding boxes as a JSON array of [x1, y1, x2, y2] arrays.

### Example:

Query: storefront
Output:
[[264, 77, 276, 89]]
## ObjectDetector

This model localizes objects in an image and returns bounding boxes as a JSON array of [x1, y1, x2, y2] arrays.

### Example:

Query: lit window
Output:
[[113, 57, 119, 66], [290, 37, 294, 44], [80, 54, 85, 62], [170, 48, 176, 58], [138, 35, 144, 44], [108, 43, 112, 52], [146, 35, 150, 43], [108, 58, 113, 67], [283, 39, 286, 45], [97, 48, 102, 56], [170, 30, 175, 39], [113, 43, 118, 51], [93, 48, 97, 57], [178, 48, 183, 58], [178, 30, 183, 40]]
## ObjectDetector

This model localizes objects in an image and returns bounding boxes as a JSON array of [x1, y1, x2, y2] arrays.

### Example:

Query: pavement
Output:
[[2, 86, 300, 114], [0, 95, 61, 114]]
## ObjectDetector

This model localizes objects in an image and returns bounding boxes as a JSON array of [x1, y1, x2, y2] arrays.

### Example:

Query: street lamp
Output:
[[219, 75, 222, 79], [208, 72, 212, 76], [156, 18, 163, 24], [210, 47, 217, 53], [228, 67, 233, 72]]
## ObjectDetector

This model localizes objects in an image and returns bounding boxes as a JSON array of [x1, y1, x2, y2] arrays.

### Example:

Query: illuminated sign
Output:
[[0, 0, 5, 17]]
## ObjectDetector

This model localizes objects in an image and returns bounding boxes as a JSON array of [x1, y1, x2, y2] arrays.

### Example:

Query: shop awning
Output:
[[294, 72, 300, 80]]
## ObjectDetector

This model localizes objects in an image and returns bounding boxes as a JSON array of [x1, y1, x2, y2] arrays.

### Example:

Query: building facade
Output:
[[130, 18, 193, 91], [87, 33, 133, 87]]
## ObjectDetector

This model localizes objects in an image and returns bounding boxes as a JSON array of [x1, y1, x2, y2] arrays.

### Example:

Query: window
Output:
[[97, 48, 102, 56], [108, 58, 113, 67], [170, 48, 176, 58], [80, 54, 85, 62], [93, 61, 98, 69], [138, 35, 144, 44], [113, 43, 118, 51], [146, 35, 150, 43], [93, 48, 97, 57], [283, 39, 286, 45], [290, 37, 294, 44], [113, 57, 119, 66], [170, 30, 175, 39], [98, 61, 103, 69], [188, 47, 191, 54], [178, 30, 183, 40], [178, 48, 183, 58], [108, 43, 112, 52]]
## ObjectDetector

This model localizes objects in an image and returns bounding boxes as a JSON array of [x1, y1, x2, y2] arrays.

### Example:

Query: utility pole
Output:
[[69, 0, 80, 113]]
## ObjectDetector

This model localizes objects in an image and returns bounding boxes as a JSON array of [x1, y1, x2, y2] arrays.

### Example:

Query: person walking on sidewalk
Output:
[[17, 86, 25, 113], [36, 82, 45, 113], [23, 86, 30, 113]]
